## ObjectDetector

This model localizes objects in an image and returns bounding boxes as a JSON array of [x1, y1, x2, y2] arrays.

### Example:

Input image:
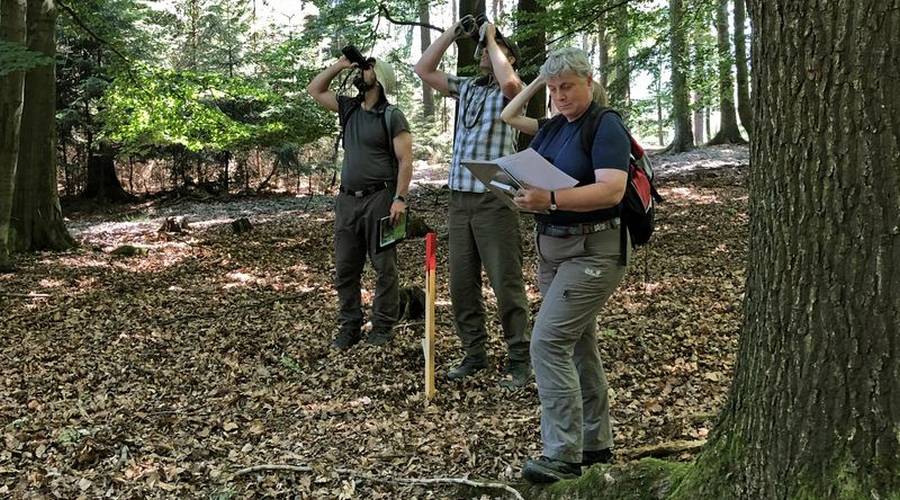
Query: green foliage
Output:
[[0, 41, 53, 76], [101, 66, 332, 154]]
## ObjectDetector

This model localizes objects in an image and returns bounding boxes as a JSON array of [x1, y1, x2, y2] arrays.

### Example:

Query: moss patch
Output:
[[513, 458, 692, 500]]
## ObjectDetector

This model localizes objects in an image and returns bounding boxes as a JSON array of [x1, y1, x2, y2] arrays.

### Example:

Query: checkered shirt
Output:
[[447, 75, 519, 193]]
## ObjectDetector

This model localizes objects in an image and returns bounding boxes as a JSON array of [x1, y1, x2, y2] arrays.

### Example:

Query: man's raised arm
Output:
[[307, 56, 353, 112], [414, 19, 465, 96]]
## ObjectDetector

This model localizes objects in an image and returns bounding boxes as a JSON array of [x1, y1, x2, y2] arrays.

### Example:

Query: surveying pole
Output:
[[423, 232, 437, 400]]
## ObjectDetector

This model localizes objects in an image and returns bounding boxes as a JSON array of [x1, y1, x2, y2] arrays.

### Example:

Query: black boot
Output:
[[447, 354, 487, 380], [332, 329, 362, 350], [499, 361, 532, 389], [366, 327, 394, 346], [581, 448, 614, 467], [522, 456, 581, 483]]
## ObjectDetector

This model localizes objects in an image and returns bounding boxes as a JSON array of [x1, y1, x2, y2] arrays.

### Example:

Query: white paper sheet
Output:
[[494, 148, 578, 191]]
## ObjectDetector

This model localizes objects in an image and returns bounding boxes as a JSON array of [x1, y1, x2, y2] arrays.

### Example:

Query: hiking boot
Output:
[[522, 456, 582, 483], [366, 327, 394, 346], [446, 355, 487, 381], [332, 329, 362, 350], [499, 361, 532, 389], [582, 448, 614, 467]]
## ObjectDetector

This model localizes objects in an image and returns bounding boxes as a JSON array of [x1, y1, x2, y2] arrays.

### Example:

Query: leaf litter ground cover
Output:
[[1, 147, 748, 498]]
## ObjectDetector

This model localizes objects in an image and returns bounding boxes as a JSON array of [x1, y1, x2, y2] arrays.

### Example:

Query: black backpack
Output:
[[540, 104, 662, 254]]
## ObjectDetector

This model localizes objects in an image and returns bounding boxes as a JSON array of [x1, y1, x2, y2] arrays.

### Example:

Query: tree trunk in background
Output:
[[83, 143, 132, 202], [418, 0, 434, 118], [733, 0, 752, 137], [693, 92, 704, 143], [596, 26, 609, 90], [609, 5, 630, 112], [515, 0, 546, 150], [0, 0, 27, 270], [708, 0, 745, 144], [456, 0, 483, 75], [11, 0, 74, 251], [705, 107, 711, 138], [667, 0, 693, 152], [672, 0, 899, 497]]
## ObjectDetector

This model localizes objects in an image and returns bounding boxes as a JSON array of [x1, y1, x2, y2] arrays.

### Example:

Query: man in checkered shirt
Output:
[[415, 18, 531, 388]]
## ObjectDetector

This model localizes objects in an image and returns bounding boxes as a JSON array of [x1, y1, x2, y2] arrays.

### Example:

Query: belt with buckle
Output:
[[339, 182, 389, 197], [536, 218, 620, 237]]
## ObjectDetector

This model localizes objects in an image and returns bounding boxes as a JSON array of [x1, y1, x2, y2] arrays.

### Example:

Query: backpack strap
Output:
[[338, 96, 363, 150], [382, 104, 398, 172], [579, 104, 618, 155]]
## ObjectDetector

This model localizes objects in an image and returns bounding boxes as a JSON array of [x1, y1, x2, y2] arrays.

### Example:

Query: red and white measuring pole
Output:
[[423, 232, 437, 400]]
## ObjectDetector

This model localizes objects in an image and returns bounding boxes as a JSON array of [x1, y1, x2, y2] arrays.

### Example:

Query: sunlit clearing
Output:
[[48, 256, 110, 270], [665, 187, 721, 204], [224, 271, 262, 289], [39, 278, 66, 289]]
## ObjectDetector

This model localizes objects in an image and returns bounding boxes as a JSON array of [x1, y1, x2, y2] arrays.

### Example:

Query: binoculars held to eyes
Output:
[[458, 13, 509, 48], [341, 45, 371, 70]]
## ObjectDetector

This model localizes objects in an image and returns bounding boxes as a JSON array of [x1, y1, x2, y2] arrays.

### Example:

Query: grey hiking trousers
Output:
[[531, 226, 628, 463], [334, 189, 399, 333], [448, 191, 530, 364]]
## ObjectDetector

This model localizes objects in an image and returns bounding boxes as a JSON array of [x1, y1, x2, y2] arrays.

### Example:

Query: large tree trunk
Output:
[[693, 92, 704, 142], [418, 0, 434, 118], [515, 0, 546, 150], [667, 0, 694, 152], [596, 26, 609, 91], [609, 5, 630, 112], [83, 141, 132, 201], [11, 0, 73, 251], [0, 0, 27, 270], [733, 0, 752, 137], [707, 0, 746, 144], [673, 1, 899, 497]]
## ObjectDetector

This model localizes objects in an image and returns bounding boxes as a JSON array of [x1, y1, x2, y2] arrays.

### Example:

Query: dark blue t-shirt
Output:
[[530, 108, 631, 225]]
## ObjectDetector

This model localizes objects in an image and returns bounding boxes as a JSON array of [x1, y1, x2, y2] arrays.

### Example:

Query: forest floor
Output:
[[1, 145, 748, 499]]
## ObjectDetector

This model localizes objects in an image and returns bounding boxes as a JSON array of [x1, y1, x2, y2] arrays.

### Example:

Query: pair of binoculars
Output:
[[458, 13, 509, 48], [341, 45, 372, 70]]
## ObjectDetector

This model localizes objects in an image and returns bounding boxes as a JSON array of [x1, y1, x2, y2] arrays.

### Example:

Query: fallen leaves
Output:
[[0, 153, 749, 497]]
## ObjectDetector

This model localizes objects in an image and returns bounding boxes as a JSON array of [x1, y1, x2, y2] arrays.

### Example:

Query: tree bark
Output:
[[733, 0, 752, 137], [596, 26, 609, 91], [609, 6, 630, 112], [418, 0, 434, 118], [456, 0, 483, 75], [673, 1, 900, 497], [0, 0, 27, 270], [707, 0, 746, 144], [515, 0, 546, 150], [11, 0, 74, 252], [667, 0, 694, 152], [693, 92, 704, 143], [83, 144, 132, 202]]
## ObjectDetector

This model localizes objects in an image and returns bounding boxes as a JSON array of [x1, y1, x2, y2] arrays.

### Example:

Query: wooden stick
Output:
[[424, 233, 437, 400], [625, 439, 707, 459], [231, 464, 524, 500]]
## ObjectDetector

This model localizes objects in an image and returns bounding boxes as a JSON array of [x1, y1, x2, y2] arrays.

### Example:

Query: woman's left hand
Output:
[[514, 186, 551, 211]]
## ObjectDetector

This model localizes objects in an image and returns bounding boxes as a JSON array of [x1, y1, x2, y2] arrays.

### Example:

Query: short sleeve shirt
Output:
[[337, 96, 410, 190], [530, 107, 631, 225], [447, 76, 518, 193]]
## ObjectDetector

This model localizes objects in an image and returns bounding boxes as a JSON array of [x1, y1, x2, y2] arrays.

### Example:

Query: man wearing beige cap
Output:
[[308, 54, 413, 349]]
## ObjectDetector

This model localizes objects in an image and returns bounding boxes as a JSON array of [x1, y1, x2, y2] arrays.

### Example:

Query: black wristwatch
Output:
[[393, 194, 406, 203], [549, 191, 558, 211]]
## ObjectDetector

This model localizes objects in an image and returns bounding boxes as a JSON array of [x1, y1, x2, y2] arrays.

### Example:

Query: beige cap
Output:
[[372, 59, 397, 95]]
